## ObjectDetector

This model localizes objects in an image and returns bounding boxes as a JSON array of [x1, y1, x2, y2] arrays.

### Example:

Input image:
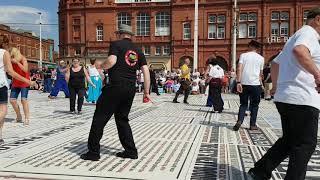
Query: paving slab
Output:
[[0, 92, 319, 180]]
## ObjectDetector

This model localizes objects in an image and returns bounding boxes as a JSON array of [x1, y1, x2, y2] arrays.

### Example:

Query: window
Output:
[[117, 12, 131, 29], [16, 37, 20, 42], [304, 10, 309, 25], [183, 22, 191, 40], [61, 20, 65, 30], [155, 12, 170, 36], [27, 47, 31, 57], [143, 46, 150, 56], [73, 19, 80, 25], [96, 25, 104, 41], [163, 45, 170, 55], [137, 13, 150, 36], [208, 14, 226, 39], [238, 13, 257, 38], [96, 0, 103, 2], [75, 48, 81, 56], [155, 46, 161, 56], [270, 11, 290, 37]]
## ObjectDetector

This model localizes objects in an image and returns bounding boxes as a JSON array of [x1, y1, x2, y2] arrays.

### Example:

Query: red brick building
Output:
[[58, 0, 318, 71], [0, 24, 57, 70]]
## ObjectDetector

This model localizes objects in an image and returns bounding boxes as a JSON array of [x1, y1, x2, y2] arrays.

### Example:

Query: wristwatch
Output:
[[236, 81, 241, 84]]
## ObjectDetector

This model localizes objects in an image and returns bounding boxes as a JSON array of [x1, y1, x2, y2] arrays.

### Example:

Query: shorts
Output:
[[10, 87, 29, 100], [0, 86, 8, 104]]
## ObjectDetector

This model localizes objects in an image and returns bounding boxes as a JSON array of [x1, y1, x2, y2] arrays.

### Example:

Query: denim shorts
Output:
[[10, 87, 29, 100], [0, 86, 8, 104]]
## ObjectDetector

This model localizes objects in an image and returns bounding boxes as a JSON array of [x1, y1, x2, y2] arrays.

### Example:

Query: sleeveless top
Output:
[[69, 66, 85, 88], [12, 61, 30, 88], [0, 49, 9, 88], [88, 65, 100, 77]]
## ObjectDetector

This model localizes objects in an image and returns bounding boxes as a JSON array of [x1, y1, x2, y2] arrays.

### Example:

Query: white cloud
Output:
[[0, 6, 51, 38]]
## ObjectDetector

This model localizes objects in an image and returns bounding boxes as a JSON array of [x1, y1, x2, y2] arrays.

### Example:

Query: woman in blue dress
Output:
[[86, 59, 103, 103]]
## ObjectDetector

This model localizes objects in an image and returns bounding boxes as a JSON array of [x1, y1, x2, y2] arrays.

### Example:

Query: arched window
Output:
[[155, 12, 170, 36], [137, 12, 150, 36], [117, 12, 131, 29]]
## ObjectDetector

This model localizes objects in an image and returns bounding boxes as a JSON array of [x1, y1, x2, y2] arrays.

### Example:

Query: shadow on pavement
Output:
[[64, 141, 121, 156]]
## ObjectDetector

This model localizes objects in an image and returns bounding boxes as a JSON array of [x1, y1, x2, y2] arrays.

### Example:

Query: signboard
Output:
[[267, 36, 289, 44]]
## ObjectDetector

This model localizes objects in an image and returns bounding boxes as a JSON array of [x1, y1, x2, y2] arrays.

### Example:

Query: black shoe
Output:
[[233, 121, 242, 131], [65, 96, 70, 98], [80, 152, 100, 161], [116, 151, 138, 159], [183, 101, 189, 104], [173, 100, 180, 103], [70, 111, 76, 115], [218, 110, 223, 113], [0, 139, 4, 145], [77, 111, 82, 115], [157, 93, 160, 96], [248, 169, 264, 180]]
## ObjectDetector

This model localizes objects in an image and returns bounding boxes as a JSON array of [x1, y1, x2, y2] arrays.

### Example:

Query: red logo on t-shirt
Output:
[[125, 50, 138, 67]]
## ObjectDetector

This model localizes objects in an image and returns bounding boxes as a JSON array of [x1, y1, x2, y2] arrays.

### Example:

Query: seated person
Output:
[[165, 77, 174, 93], [191, 81, 200, 95]]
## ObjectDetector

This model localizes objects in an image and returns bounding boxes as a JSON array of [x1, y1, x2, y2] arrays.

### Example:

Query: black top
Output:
[[263, 67, 272, 83], [108, 38, 147, 84], [69, 67, 85, 88], [149, 69, 156, 82]]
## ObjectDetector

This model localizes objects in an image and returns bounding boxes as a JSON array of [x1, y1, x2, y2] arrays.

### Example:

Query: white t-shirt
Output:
[[239, 51, 264, 85], [274, 25, 320, 110], [209, 65, 224, 78]]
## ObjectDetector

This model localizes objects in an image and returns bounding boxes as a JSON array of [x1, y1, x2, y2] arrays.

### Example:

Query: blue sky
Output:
[[0, 0, 59, 51]]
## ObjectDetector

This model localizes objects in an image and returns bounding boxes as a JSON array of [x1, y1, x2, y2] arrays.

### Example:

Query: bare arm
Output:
[[65, 68, 70, 83], [84, 68, 95, 86], [293, 45, 320, 80], [103, 55, 117, 70], [3, 51, 31, 85], [141, 65, 150, 94], [236, 64, 243, 82]]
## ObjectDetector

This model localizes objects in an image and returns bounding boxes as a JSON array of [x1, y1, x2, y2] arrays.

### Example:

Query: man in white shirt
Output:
[[248, 8, 320, 180], [233, 40, 264, 131], [207, 61, 225, 112]]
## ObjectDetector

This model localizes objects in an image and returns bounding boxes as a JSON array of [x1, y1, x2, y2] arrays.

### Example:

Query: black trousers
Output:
[[174, 80, 190, 102], [238, 85, 261, 126], [251, 102, 319, 180], [209, 84, 224, 112], [69, 86, 85, 112], [87, 83, 137, 156], [150, 80, 159, 94]]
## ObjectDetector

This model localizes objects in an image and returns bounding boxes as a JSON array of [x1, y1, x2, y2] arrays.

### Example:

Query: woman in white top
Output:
[[0, 35, 34, 145], [86, 58, 103, 104]]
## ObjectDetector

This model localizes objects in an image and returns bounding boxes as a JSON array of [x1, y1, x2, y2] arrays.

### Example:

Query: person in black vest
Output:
[[149, 65, 160, 95], [80, 24, 151, 161], [65, 58, 94, 114]]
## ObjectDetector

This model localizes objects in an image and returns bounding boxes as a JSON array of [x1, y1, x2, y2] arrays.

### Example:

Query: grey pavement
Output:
[[0, 91, 319, 180]]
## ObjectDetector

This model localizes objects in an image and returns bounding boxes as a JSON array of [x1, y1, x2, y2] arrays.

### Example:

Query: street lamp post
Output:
[[231, 0, 238, 71], [38, 12, 42, 69], [193, 0, 198, 72]]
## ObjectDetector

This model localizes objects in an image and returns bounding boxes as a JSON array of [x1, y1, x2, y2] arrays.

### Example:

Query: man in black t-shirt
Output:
[[81, 24, 151, 161]]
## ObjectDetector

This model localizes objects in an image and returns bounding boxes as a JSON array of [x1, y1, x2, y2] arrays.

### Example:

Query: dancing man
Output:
[[249, 8, 320, 180], [81, 24, 151, 161], [49, 60, 70, 99], [173, 57, 191, 104]]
